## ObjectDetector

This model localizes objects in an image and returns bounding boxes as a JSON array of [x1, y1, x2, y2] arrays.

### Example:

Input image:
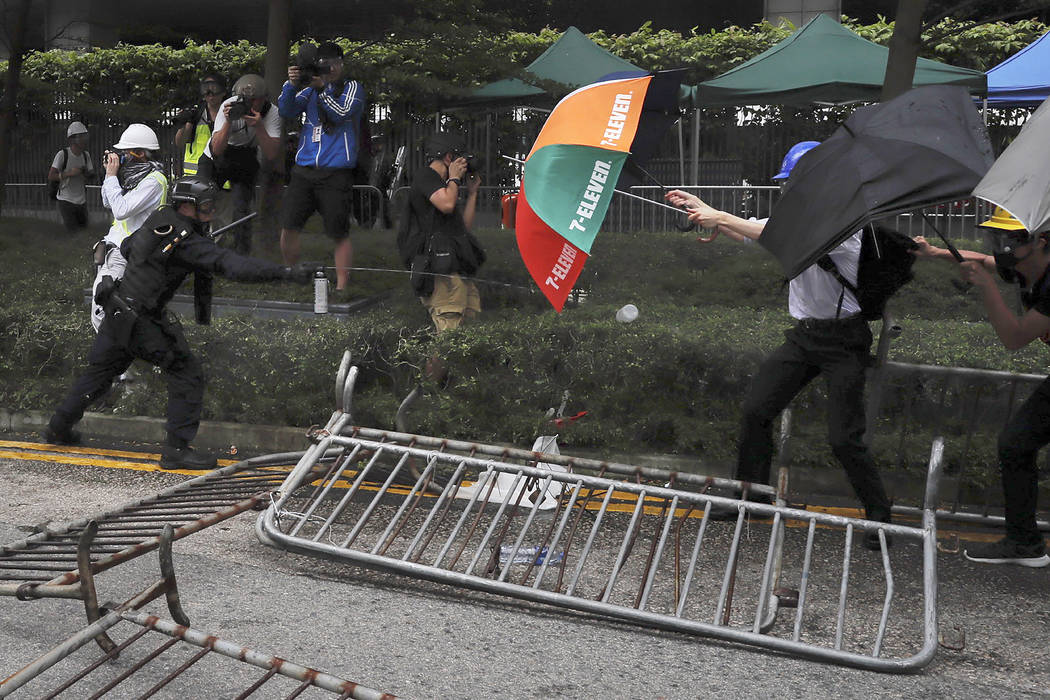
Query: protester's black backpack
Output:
[[47, 148, 68, 200], [816, 224, 919, 321]]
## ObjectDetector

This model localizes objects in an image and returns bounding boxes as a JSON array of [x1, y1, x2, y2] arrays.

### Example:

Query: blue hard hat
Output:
[[772, 140, 821, 180]]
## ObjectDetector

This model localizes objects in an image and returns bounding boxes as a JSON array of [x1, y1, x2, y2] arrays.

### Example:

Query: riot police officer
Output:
[[45, 176, 314, 470]]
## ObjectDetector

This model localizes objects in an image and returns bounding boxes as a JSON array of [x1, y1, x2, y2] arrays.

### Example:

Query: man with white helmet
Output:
[[665, 140, 894, 551], [91, 123, 168, 332], [48, 121, 95, 231], [200, 73, 281, 254]]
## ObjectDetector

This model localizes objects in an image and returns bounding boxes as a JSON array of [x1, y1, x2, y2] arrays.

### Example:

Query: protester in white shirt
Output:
[[665, 140, 893, 550]]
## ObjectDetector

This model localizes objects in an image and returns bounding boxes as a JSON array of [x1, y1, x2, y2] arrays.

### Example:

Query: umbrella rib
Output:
[[503, 154, 687, 215]]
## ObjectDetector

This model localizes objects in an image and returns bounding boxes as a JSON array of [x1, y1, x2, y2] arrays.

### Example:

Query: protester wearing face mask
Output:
[[916, 207, 1050, 568], [91, 124, 168, 332]]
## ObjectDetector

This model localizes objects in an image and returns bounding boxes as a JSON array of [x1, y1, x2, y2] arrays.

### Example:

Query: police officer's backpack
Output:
[[817, 224, 919, 321]]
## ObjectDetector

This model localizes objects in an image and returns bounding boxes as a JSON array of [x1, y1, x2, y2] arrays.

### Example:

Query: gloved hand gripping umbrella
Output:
[[516, 71, 683, 311], [759, 85, 995, 279]]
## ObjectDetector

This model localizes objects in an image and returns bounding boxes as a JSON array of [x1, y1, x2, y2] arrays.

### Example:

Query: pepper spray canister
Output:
[[314, 269, 329, 314]]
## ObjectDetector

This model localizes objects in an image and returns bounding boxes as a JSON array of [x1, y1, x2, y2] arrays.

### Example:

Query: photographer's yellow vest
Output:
[[182, 123, 212, 176]]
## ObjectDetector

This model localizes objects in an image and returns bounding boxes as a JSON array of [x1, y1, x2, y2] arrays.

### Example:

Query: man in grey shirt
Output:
[[48, 121, 95, 231]]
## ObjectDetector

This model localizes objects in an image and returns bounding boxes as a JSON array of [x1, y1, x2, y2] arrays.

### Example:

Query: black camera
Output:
[[226, 95, 250, 121], [294, 43, 331, 85], [462, 154, 481, 174], [174, 104, 201, 126]]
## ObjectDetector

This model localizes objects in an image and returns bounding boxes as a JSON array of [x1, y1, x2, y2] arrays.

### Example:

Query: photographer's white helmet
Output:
[[66, 121, 88, 138], [233, 74, 267, 100], [113, 123, 160, 151]]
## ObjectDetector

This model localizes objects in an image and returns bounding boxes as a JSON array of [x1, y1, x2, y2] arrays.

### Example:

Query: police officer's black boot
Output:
[[160, 444, 217, 471], [43, 418, 81, 446]]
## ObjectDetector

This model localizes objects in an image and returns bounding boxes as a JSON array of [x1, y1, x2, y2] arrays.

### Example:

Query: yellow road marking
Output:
[[1, 440, 1017, 543]]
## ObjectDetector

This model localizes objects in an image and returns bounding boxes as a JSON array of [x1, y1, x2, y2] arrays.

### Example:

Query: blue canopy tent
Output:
[[985, 30, 1050, 107]]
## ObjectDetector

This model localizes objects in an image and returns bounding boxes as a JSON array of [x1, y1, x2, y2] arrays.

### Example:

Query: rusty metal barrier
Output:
[[1, 519, 396, 699], [0, 453, 299, 605], [257, 352, 942, 672]]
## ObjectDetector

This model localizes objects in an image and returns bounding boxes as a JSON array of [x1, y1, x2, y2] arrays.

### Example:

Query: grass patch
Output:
[[1, 214, 1044, 493]]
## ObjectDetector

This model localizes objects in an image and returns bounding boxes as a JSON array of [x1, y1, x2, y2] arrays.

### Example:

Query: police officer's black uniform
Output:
[[47, 203, 305, 469]]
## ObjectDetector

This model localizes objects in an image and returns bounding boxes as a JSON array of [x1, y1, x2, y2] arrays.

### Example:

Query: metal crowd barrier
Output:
[[0, 453, 296, 605], [256, 352, 942, 672], [876, 361, 1049, 531], [2, 520, 396, 699]]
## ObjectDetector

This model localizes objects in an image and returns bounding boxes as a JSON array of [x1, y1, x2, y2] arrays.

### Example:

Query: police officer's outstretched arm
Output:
[[175, 233, 312, 283]]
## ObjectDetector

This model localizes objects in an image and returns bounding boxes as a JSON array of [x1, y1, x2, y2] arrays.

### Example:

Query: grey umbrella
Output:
[[972, 95, 1050, 233], [760, 85, 994, 278]]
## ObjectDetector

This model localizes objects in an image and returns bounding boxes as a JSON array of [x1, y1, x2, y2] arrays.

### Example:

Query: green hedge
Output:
[[6, 16, 1047, 117]]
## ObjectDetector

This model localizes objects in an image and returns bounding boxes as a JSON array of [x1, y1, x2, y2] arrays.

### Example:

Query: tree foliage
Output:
[[1, 16, 1046, 123]]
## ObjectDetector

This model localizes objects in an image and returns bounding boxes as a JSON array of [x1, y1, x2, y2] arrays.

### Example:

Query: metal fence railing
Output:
[[3, 183, 388, 231], [255, 352, 942, 673]]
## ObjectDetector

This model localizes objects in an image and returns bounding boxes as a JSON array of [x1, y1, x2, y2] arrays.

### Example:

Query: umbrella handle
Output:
[[696, 228, 719, 243], [919, 212, 971, 292]]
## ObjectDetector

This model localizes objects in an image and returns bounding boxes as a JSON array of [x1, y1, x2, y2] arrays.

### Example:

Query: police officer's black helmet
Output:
[[172, 176, 219, 212], [425, 132, 465, 162]]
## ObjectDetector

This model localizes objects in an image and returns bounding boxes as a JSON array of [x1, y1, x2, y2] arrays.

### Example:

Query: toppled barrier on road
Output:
[[257, 352, 943, 672], [1, 524, 396, 699]]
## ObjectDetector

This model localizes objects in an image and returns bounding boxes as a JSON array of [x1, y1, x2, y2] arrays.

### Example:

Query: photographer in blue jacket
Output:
[[278, 40, 366, 294]]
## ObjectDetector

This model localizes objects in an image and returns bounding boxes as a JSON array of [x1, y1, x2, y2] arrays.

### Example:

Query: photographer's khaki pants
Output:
[[422, 274, 480, 333]]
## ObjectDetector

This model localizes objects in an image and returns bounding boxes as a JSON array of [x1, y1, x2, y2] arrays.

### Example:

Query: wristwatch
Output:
[[447, 177, 463, 186]]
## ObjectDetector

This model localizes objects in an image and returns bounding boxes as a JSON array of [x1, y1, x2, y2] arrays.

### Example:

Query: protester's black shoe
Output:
[[43, 423, 81, 446], [863, 527, 894, 552], [159, 446, 218, 471], [964, 537, 1050, 567]]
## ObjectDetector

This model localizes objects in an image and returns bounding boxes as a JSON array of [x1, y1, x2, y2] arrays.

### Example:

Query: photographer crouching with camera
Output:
[[200, 74, 281, 254], [278, 40, 366, 294], [400, 131, 485, 384]]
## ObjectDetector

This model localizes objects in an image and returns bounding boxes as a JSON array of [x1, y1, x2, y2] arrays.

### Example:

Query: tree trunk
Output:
[[0, 0, 33, 216], [259, 0, 290, 252], [881, 0, 929, 102], [264, 0, 290, 103]]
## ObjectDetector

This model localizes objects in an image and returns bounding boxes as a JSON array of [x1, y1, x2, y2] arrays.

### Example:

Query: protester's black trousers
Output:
[[998, 375, 1050, 545], [735, 316, 892, 520]]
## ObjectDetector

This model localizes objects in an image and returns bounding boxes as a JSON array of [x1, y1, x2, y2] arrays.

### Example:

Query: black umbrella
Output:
[[759, 85, 994, 278]]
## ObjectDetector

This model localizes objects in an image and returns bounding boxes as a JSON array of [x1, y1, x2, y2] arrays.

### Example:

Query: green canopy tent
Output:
[[690, 14, 986, 106], [461, 26, 644, 106]]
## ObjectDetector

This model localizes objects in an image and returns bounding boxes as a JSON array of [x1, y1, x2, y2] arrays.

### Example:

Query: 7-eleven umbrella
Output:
[[516, 71, 682, 311]]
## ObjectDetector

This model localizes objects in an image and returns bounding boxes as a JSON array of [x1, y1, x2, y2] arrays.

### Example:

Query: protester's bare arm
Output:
[[914, 236, 996, 271], [961, 261, 1050, 349]]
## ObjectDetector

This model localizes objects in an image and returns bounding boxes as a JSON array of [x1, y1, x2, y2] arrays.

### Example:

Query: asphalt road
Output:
[[2, 442, 1049, 699]]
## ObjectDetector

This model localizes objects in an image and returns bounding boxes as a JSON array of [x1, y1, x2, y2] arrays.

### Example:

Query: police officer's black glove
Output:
[[94, 275, 116, 305], [282, 264, 315, 285]]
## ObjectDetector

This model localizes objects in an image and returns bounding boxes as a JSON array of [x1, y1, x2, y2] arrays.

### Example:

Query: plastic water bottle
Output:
[[314, 269, 328, 314], [615, 303, 639, 323], [499, 545, 564, 566]]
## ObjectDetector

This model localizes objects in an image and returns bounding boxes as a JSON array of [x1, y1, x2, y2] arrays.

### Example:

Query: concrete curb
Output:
[[0, 408, 310, 455]]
